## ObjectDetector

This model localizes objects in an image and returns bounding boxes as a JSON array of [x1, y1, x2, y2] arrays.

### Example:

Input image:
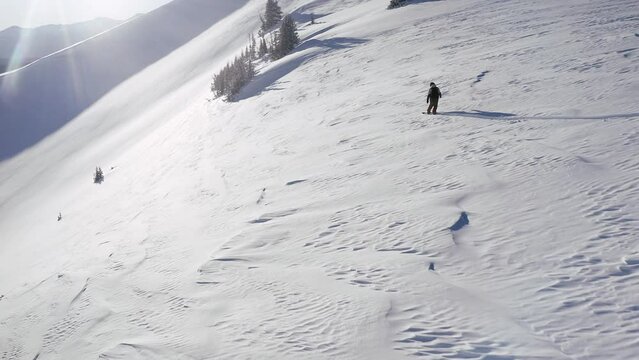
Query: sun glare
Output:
[[1, 0, 83, 96]]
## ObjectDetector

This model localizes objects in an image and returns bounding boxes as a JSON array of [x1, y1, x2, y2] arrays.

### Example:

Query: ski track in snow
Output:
[[1, 0, 639, 359]]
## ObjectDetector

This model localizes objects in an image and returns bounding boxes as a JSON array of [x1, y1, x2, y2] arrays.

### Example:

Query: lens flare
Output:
[[54, 0, 84, 107], [1, 0, 42, 93], [1, 0, 82, 99]]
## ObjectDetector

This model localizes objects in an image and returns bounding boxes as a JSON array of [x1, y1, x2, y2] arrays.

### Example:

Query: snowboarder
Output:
[[426, 82, 442, 115], [57, 212, 62, 221]]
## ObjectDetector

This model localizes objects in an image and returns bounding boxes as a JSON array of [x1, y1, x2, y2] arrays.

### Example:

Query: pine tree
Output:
[[94, 167, 104, 184], [209, 0, 297, 101], [268, 31, 278, 58], [250, 33, 257, 60], [211, 49, 256, 100], [245, 48, 255, 79], [261, 0, 283, 32], [273, 14, 299, 59], [258, 37, 268, 57]]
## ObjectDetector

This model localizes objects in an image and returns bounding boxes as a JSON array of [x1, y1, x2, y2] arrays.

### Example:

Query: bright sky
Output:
[[0, 0, 174, 31]]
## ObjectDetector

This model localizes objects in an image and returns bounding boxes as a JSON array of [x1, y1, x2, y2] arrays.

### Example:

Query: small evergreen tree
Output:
[[261, 0, 283, 32], [250, 33, 258, 60], [258, 37, 268, 57], [208, 3, 302, 100], [94, 167, 104, 184], [211, 49, 256, 100], [267, 31, 279, 58], [272, 14, 299, 60]]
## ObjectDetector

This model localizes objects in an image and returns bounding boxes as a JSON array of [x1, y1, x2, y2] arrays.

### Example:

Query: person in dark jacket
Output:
[[427, 82, 442, 114]]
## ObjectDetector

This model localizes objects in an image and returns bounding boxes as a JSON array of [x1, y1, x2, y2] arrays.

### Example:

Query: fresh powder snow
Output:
[[1, 0, 638, 359]]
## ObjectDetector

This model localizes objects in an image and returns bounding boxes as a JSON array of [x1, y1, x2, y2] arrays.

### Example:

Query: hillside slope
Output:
[[0, 0, 248, 161], [1, 0, 638, 359]]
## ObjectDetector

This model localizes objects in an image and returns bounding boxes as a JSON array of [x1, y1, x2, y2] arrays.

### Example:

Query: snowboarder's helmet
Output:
[[430, 82, 436, 86]]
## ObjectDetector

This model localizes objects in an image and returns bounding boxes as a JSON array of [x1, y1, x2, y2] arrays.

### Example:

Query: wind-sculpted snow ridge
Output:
[[1, 0, 639, 359]]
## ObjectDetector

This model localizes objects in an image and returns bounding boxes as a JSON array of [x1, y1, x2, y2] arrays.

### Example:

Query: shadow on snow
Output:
[[440, 110, 639, 121], [441, 110, 517, 118], [397, 0, 445, 7], [234, 37, 367, 101]]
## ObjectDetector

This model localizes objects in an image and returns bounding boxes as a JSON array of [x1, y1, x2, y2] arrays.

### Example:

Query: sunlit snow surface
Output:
[[1, 0, 638, 359]]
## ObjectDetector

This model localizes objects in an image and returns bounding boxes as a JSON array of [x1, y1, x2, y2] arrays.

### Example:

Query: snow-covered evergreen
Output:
[[93, 167, 104, 184], [211, 50, 255, 100], [212, 9, 299, 100], [260, 0, 283, 33], [272, 14, 299, 59]]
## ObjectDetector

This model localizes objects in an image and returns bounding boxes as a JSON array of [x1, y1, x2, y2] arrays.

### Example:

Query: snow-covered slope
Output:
[[1, 0, 638, 359], [0, 0, 248, 161]]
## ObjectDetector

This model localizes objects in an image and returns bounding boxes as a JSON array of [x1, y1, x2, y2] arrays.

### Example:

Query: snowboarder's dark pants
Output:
[[427, 99, 439, 114]]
